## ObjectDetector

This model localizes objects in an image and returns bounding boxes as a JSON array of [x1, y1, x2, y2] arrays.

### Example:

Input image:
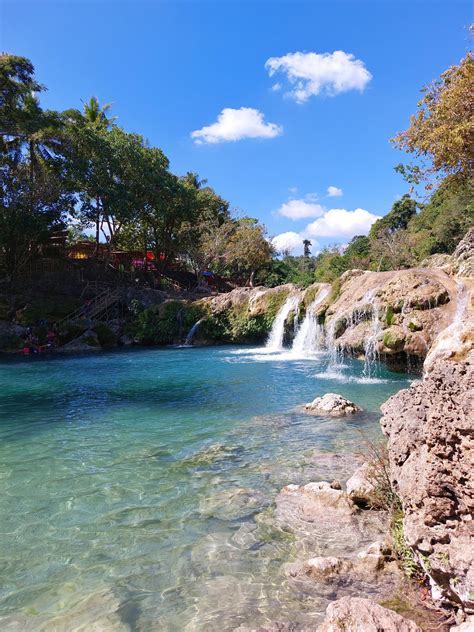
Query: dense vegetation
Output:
[[0, 54, 272, 285], [0, 52, 472, 290]]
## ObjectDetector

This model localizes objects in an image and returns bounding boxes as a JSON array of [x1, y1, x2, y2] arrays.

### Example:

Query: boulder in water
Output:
[[317, 596, 422, 631], [305, 393, 361, 416]]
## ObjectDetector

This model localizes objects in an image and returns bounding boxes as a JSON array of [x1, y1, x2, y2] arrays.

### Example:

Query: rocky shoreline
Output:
[[0, 233, 472, 630]]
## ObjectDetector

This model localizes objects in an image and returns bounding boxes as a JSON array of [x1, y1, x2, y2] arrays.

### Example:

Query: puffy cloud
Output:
[[191, 107, 282, 144], [304, 208, 380, 238], [327, 185, 343, 197], [277, 199, 325, 220], [272, 232, 320, 255], [265, 50, 372, 103], [271, 231, 304, 254]]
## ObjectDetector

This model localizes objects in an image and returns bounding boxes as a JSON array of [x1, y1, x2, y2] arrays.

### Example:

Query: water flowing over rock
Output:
[[305, 393, 362, 416], [324, 268, 458, 366], [184, 317, 206, 345], [266, 294, 301, 351], [316, 596, 422, 631], [291, 284, 331, 356]]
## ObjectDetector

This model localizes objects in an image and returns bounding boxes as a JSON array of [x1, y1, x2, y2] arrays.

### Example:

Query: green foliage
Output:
[[93, 323, 117, 348], [385, 305, 395, 326], [131, 300, 208, 345], [391, 508, 421, 579], [20, 296, 82, 325], [407, 177, 474, 258]]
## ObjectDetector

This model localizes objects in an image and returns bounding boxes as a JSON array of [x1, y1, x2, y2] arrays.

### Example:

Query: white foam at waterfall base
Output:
[[265, 294, 301, 352]]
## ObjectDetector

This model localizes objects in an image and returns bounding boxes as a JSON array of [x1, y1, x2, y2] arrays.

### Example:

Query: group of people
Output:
[[21, 324, 58, 355]]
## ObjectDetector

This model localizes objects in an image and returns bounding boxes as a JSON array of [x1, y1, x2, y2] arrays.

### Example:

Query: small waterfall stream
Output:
[[291, 286, 330, 356], [184, 318, 205, 346], [265, 294, 300, 352], [362, 290, 382, 377]]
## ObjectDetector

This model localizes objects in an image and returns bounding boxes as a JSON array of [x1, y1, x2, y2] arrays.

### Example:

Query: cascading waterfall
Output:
[[291, 286, 331, 356], [362, 290, 382, 377], [265, 294, 300, 351]]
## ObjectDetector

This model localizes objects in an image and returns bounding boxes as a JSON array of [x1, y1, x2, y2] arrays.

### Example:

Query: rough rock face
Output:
[[325, 268, 457, 365], [317, 596, 422, 632], [56, 329, 102, 353], [381, 346, 474, 612], [346, 462, 377, 507], [305, 393, 361, 416]]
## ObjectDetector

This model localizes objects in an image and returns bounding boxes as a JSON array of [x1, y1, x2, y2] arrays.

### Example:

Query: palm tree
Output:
[[82, 96, 116, 130]]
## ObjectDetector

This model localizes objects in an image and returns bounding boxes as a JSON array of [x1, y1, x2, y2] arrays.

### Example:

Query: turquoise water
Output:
[[0, 346, 411, 631]]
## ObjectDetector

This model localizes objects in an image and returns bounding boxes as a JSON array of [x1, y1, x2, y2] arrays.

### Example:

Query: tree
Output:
[[225, 218, 273, 286], [369, 195, 418, 241], [392, 52, 474, 183], [0, 54, 71, 278], [303, 239, 312, 257], [82, 96, 116, 130]]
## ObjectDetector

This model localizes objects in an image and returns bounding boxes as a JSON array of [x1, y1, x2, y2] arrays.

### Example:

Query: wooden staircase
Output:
[[58, 287, 121, 326]]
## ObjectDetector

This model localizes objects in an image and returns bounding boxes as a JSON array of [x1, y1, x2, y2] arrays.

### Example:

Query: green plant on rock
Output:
[[385, 305, 396, 326]]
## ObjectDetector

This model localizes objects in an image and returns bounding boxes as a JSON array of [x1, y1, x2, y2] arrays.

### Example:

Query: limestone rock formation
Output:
[[305, 393, 361, 416], [324, 268, 458, 364], [346, 462, 377, 507], [317, 596, 421, 631], [381, 346, 474, 612]]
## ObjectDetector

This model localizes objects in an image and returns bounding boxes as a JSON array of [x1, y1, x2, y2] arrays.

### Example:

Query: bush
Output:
[[93, 323, 117, 348]]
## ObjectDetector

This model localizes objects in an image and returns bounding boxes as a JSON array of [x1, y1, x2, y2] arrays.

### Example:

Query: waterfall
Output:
[[184, 318, 205, 346], [291, 286, 330, 356], [265, 295, 300, 351], [362, 290, 382, 377]]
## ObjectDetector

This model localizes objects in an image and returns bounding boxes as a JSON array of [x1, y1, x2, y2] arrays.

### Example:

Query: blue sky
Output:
[[2, 0, 472, 254]]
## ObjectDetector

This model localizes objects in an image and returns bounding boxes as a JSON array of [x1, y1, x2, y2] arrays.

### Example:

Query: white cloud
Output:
[[191, 107, 283, 144], [277, 198, 325, 220], [288, 186, 299, 195], [272, 231, 304, 254], [272, 232, 320, 255], [327, 185, 343, 197], [265, 50, 372, 103], [304, 208, 380, 238], [271, 82, 282, 92]]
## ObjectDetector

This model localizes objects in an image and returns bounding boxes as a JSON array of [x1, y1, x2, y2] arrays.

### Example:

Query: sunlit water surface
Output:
[[0, 346, 412, 631]]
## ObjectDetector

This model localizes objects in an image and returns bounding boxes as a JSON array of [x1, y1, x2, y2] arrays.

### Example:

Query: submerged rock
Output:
[[275, 481, 388, 558], [181, 443, 242, 467], [286, 540, 400, 603], [317, 596, 421, 631], [305, 393, 361, 416], [199, 486, 267, 520]]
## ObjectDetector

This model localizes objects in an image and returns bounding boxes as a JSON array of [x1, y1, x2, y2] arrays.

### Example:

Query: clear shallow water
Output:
[[0, 346, 412, 631]]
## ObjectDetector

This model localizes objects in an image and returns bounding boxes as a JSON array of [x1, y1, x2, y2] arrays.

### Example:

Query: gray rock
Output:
[[57, 329, 101, 353]]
